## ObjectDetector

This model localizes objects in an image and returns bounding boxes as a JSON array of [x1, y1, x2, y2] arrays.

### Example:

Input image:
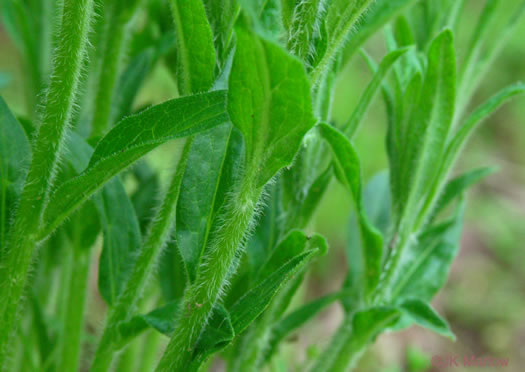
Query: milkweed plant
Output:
[[0, 0, 524, 371]]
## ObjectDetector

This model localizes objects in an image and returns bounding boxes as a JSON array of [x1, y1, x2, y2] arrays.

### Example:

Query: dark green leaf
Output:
[[97, 178, 142, 306], [170, 0, 217, 94], [398, 299, 455, 340], [189, 305, 234, 371], [0, 97, 31, 253], [174, 123, 234, 282], [398, 29, 456, 231], [344, 171, 391, 310], [229, 244, 325, 335], [228, 28, 316, 187], [119, 300, 181, 341], [41, 91, 229, 237], [203, 0, 239, 64], [430, 167, 495, 221], [440, 83, 525, 186], [390, 201, 465, 301], [319, 123, 383, 296], [342, 47, 409, 138]]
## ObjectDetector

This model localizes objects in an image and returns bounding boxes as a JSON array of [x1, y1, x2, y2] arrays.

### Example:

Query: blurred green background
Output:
[[1, 1, 524, 371]]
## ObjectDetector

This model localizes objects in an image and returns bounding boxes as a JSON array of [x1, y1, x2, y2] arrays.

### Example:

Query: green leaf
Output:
[[319, 123, 383, 296], [118, 300, 181, 341], [60, 133, 142, 306], [459, 2, 525, 117], [398, 29, 456, 231], [440, 83, 525, 186], [390, 201, 465, 301], [352, 307, 401, 344], [264, 291, 345, 363], [120, 301, 234, 372], [456, 0, 500, 117], [342, 47, 409, 138], [430, 167, 495, 221], [170, 0, 217, 94], [228, 28, 316, 187], [173, 123, 236, 283], [341, 0, 418, 65], [203, 0, 239, 64], [97, 178, 142, 306], [189, 305, 235, 371], [398, 299, 455, 340], [228, 243, 325, 336], [286, 0, 323, 60], [112, 48, 156, 123], [130, 163, 162, 235], [41, 91, 229, 237], [0, 97, 31, 253], [344, 171, 391, 310]]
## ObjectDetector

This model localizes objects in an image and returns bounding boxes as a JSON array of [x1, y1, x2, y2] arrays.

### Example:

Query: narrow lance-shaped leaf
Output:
[[203, 0, 239, 64], [456, 0, 500, 120], [344, 171, 391, 310], [390, 201, 465, 302], [398, 299, 455, 340], [420, 83, 525, 225], [318, 123, 383, 296], [228, 27, 316, 186], [97, 179, 142, 306], [170, 0, 217, 94], [172, 123, 236, 283], [0, 97, 31, 252], [61, 133, 143, 306], [459, 1, 525, 119], [41, 90, 229, 237], [229, 246, 325, 335], [342, 47, 409, 138], [399, 29, 456, 232], [429, 167, 495, 222]]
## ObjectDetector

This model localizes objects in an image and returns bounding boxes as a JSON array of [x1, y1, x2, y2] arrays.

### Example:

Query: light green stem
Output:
[[90, 0, 139, 137], [0, 0, 94, 367], [58, 247, 92, 372], [155, 177, 262, 371], [90, 139, 192, 371]]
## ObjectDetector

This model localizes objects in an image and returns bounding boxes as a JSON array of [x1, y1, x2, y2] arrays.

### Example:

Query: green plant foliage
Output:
[[0, 1, 524, 371]]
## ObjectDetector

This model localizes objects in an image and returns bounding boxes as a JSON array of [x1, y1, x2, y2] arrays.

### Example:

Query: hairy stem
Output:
[[155, 177, 262, 371], [91, 139, 192, 371], [310, 0, 375, 87], [90, 0, 139, 137], [0, 0, 94, 367]]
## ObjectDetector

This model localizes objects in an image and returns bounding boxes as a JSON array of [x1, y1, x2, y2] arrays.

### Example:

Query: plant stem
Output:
[[58, 247, 91, 372], [137, 330, 163, 371], [155, 177, 262, 371], [91, 139, 192, 371], [310, 0, 375, 87], [309, 315, 363, 372], [90, 0, 138, 137], [0, 0, 94, 367]]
